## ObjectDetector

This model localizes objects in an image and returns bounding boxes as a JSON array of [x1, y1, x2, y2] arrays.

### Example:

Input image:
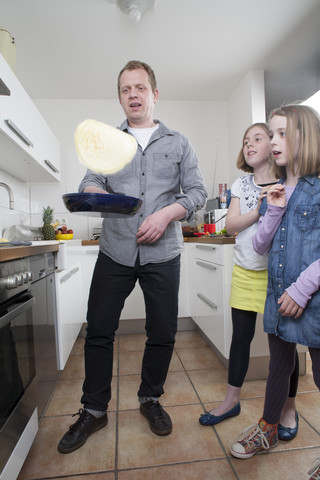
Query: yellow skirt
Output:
[[229, 264, 268, 314]]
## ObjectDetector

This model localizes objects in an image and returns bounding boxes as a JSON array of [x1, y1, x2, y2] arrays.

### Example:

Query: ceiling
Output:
[[1, 0, 320, 113]]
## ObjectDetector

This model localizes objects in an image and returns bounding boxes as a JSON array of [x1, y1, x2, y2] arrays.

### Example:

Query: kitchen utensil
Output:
[[212, 211, 228, 224], [62, 192, 143, 218], [0, 241, 32, 246]]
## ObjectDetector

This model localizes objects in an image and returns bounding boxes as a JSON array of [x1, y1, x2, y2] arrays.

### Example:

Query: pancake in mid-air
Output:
[[74, 119, 137, 174]]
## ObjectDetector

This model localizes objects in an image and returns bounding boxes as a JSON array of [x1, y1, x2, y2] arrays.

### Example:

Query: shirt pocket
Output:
[[152, 153, 180, 179], [293, 205, 318, 232]]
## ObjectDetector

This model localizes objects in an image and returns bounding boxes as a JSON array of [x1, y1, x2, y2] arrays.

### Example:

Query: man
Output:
[[58, 60, 207, 454]]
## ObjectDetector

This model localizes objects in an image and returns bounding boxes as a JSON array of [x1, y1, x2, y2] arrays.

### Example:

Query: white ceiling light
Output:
[[116, 0, 155, 22]]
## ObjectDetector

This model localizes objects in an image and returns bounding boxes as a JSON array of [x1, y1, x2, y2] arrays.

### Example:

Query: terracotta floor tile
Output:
[[118, 333, 147, 351], [46, 377, 117, 416], [62, 351, 117, 379], [188, 369, 229, 403], [176, 346, 224, 370], [118, 350, 143, 375], [118, 459, 236, 479], [297, 392, 320, 433], [17, 329, 320, 480], [53, 475, 114, 480], [161, 371, 200, 406], [118, 371, 200, 410], [231, 447, 320, 480], [118, 350, 183, 376], [117, 404, 225, 470], [17, 414, 116, 479], [174, 330, 208, 348], [70, 337, 85, 356]]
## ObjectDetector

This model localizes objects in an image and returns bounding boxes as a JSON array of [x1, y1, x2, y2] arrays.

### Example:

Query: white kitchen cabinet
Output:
[[67, 244, 189, 322], [55, 263, 83, 369], [0, 54, 60, 182], [188, 243, 234, 358]]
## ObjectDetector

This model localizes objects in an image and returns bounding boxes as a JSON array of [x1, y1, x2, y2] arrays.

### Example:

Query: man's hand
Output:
[[83, 186, 108, 194], [278, 291, 304, 318], [136, 210, 170, 244]]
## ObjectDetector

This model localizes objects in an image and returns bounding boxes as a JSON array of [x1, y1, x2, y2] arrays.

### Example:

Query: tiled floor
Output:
[[18, 330, 320, 480]]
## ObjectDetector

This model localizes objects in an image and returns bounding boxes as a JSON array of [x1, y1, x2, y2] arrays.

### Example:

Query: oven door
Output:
[[0, 292, 37, 475]]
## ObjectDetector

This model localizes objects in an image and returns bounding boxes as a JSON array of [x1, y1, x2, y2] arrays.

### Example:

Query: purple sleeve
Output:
[[286, 260, 320, 308], [252, 204, 287, 255]]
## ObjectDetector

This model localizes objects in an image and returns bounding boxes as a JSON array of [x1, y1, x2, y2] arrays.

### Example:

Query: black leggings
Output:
[[263, 334, 320, 424], [228, 308, 299, 397]]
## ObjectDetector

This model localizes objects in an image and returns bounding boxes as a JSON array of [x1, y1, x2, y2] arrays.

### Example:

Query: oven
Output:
[[0, 257, 38, 480]]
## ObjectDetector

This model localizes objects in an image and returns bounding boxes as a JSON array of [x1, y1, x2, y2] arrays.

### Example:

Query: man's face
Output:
[[118, 68, 159, 128]]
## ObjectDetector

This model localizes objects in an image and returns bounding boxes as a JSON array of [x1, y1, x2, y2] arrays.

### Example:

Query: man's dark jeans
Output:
[[81, 251, 181, 411]]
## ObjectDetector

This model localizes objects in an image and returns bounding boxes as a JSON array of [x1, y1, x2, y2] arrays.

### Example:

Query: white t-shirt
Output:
[[231, 174, 268, 271], [128, 124, 159, 150]]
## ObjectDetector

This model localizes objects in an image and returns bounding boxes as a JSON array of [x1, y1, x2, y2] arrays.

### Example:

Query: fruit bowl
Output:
[[55, 233, 74, 240]]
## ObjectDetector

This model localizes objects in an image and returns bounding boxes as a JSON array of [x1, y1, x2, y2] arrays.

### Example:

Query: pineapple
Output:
[[42, 206, 55, 240]]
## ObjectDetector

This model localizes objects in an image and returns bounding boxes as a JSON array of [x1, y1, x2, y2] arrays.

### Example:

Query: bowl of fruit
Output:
[[55, 225, 74, 240]]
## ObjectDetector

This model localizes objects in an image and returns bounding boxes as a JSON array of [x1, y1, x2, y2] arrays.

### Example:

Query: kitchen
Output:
[[0, 1, 320, 479]]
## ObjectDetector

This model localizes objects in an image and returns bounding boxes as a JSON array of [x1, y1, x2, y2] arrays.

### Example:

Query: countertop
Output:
[[0, 236, 236, 262], [81, 236, 236, 246], [0, 243, 59, 262]]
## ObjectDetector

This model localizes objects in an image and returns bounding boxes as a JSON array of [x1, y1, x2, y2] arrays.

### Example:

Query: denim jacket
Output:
[[260, 175, 320, 347]]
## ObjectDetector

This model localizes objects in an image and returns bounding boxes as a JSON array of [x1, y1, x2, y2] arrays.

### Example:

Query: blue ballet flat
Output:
[[278, 411, 299, 441], [199, 402, 241, 426]]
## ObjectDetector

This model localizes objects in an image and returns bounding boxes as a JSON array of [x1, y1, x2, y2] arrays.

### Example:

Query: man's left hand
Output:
[[136, 211, 169, 244]]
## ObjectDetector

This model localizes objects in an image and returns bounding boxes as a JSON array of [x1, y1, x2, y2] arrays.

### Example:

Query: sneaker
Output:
[[230, 418, 279, 459], [308, 457, 320, 480], [58, 409, 108, 454], [140, 400, 172, 436]]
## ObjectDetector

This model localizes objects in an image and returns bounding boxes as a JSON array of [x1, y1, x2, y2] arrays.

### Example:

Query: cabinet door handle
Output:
[[59, 266, 79, 284], [197, 293, 217, 310], [44, 159, 59, 173], [4, 118, 34, 147], [196, 260, 216, 270], [195, 245, 216, 251]]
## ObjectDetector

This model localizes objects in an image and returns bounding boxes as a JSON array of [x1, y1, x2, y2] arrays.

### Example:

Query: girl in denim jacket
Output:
[[199, 123, 299, 440], [230, 105, 320, 480]]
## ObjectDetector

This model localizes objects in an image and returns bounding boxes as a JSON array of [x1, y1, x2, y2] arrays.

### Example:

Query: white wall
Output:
[[227, 70, 266, 185]]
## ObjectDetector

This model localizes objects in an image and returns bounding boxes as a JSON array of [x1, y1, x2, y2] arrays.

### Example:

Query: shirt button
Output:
[[142, 172, 145, 176], [141, 192, 144, 196], [281, 245, 284, 248], [140, 214, 143, 217], [278, 284, 282, 288], [281, 227, 285, 231], [303, 212, 307, 216], [279, 264, 282, 267]]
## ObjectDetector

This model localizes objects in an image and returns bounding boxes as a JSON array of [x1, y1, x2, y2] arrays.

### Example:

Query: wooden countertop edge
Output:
[[81, 237, 235, 246], [0, 244, 59, 262]]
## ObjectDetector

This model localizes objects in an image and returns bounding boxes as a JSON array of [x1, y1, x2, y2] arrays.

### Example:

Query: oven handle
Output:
[[0, 296, 35, 329]]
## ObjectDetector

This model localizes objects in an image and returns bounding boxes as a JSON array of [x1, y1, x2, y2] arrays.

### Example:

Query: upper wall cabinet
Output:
[[0, 54, 60, 182]]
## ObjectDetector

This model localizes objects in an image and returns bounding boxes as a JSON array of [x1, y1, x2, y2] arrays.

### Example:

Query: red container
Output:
[[204, 224, 216, 234]]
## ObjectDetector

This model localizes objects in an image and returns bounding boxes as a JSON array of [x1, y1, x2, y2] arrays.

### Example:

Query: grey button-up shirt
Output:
[[79, 119, 208, 266]]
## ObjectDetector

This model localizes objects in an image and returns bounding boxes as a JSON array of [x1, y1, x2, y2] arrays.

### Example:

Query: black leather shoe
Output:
[[58, 409, 108, 454], [140, 400, 172, 436]]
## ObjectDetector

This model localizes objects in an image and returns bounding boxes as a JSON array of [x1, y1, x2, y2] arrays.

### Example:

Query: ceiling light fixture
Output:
[[116, 0, 155, 22]]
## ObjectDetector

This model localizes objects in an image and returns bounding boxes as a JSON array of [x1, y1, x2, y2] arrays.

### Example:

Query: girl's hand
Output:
[[256, 186, 270, 211], [267, 184, 286, 207], [278, 291, 304, 318]]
